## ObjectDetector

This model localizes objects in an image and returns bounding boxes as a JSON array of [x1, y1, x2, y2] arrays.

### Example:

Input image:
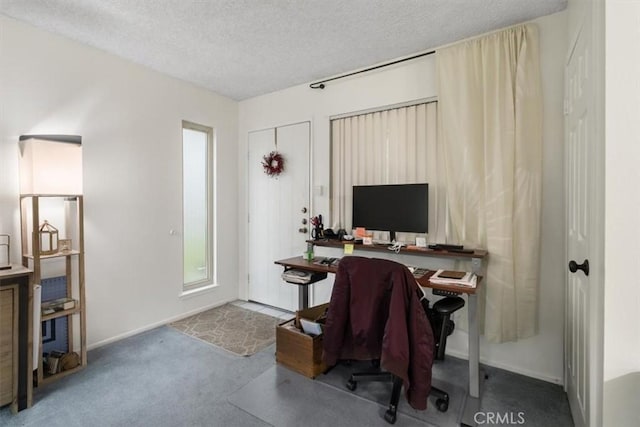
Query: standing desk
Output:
[[275, 241, 487, 427]]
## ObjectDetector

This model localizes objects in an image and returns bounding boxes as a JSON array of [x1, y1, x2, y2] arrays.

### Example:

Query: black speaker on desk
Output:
[[323, 229, 337, 239], [322, 229, 347, 240]]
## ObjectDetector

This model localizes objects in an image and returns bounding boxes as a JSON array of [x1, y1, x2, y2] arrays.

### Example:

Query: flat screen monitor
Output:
[[352, 183, 428, 242]]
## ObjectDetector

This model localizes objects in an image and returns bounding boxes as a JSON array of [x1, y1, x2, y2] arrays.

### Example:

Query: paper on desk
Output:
[[430, 269, 477, 288], [344, 244, 354, 255]]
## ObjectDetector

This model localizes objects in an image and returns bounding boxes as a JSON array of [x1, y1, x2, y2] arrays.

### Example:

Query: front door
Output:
[[248, 122, 310, 311]]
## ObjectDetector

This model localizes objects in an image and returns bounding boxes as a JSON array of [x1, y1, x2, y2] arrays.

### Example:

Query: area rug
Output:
[[169, 304, 282, 356]]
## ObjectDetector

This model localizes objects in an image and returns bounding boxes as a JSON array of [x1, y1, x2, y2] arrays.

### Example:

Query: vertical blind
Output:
[[330, 102, 446, 243]]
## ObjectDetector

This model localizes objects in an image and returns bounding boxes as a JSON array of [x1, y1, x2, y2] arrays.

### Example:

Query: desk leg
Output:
[[459, 292, 481, 427], [468, 293, 480, 398], [461, 394, 481, 427], [298, 286, 309, 310]]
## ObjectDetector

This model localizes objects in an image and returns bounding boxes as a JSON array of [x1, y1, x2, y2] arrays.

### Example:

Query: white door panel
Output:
[[248, 122, 310, 311], [248, 128, 276, 306], [566, 16, 592, 427]]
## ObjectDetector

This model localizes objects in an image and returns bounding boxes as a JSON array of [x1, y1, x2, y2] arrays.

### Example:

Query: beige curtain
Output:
[[330, 102, 446, 243], [436, 24, 542, 342]]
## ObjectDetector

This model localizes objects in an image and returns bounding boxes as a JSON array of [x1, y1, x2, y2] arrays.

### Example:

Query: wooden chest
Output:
[[275, 303, 328, 379]]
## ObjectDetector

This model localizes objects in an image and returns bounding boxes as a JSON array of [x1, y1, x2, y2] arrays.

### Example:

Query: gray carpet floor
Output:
[[0, 326, 574, 426]]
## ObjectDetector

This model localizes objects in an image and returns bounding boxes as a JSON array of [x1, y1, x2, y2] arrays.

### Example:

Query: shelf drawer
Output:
[[0, 286, 17, 407]]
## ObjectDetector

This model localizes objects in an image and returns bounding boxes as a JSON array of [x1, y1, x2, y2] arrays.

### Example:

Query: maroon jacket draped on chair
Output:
[[322, 256, 435, 410]]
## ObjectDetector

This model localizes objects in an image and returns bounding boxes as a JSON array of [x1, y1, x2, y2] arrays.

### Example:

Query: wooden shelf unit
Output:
[[40, 364, 84, 385], [20, 195, 87, 387], [41, 305, 81, 322], [23, 250, 81, 260]]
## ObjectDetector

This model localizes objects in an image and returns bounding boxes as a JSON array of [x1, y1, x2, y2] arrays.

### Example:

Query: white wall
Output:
[[0, 16, 239, 347], [603, 2, 640, 425], [238, 11, 568, 383], [603, 0, 640, 384]]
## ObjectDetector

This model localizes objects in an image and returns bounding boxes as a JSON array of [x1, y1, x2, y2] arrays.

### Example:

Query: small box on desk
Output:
[[276, 303, 329, 379]]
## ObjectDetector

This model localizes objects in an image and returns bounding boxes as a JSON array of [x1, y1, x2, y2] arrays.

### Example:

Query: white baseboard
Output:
[[446, 348, 564, 385], [87, 297, 236, 351]]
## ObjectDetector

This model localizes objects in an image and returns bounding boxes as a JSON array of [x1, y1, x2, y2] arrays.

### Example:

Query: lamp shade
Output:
[[18, 135, 83, 195]]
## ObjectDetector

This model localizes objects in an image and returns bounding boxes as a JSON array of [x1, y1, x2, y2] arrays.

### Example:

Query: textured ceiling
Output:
[[0, 0, 567, 100]]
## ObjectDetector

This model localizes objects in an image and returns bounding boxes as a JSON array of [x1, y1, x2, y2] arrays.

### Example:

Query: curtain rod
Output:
[[309, 50, 435, 90]]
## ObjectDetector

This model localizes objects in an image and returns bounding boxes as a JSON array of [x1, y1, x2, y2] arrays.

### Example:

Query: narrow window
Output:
[[182, 121, 214, 291]]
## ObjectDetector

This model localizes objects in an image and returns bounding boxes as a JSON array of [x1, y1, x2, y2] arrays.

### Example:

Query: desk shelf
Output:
[[275, 256, 481, 296], [308, 239, 487, 259]]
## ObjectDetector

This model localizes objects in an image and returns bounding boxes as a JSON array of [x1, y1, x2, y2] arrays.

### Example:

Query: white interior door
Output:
[[248, 122, 310, 311], [565, 16, 594, 427]]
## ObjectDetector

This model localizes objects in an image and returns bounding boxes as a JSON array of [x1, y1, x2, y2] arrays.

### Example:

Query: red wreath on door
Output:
[[262, 151, 285, 177]]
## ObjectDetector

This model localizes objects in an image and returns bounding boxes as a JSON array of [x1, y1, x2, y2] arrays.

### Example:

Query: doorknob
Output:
[[301, 218, 307, 225], [298, 227, 308, 233], [301, 207, 307, 213], [568, 259, 589, 276]]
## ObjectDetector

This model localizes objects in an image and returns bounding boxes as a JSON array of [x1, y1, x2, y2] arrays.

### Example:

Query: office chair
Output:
[[322, 256, 449, 424], [427, 294, 466, 360]]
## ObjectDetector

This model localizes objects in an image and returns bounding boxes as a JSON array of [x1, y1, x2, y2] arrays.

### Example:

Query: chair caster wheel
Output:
[[384, 409, 397, 424], [436, 398, 449, 412], [346, 379, 357, 391]]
